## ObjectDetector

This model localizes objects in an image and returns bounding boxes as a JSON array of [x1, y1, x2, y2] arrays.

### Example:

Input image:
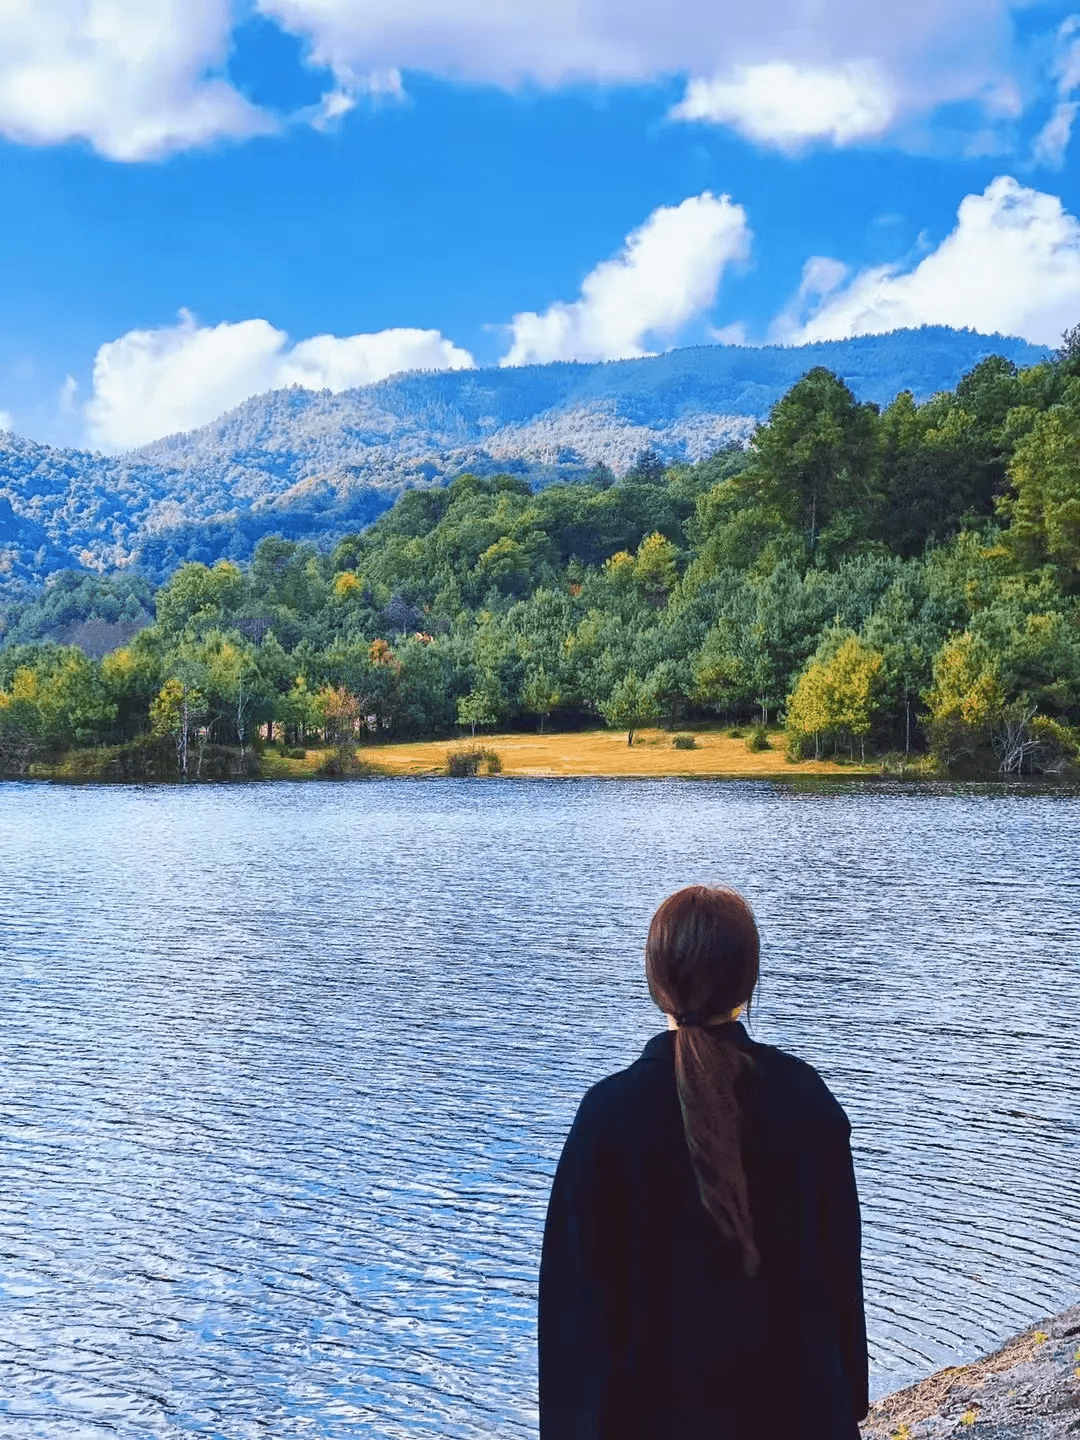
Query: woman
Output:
[[538, 885, 868, 1439]]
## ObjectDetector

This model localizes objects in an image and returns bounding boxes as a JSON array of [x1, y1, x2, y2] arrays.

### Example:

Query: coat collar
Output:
[[641, 1019, 750, 1061]]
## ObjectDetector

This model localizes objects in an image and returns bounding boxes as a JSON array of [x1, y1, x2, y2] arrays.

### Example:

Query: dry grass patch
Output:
[[369, 728, 877, 779]]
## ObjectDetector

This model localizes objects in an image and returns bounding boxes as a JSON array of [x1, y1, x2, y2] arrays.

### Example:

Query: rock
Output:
[[861, 1303, 1080, 1439]]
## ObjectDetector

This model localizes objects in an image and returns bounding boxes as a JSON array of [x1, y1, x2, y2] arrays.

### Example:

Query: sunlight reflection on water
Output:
[[1, 777, 1078, 1437]]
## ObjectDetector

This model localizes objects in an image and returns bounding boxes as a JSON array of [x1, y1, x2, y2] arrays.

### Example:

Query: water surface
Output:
[[1, 778, 1078, 1437]]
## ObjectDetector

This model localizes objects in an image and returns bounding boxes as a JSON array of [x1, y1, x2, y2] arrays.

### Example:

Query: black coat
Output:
[[538, 1024, 868, 1439]]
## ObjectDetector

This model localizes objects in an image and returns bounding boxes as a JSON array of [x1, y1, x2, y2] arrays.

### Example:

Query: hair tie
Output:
[[675, 1011, 706, 1027]]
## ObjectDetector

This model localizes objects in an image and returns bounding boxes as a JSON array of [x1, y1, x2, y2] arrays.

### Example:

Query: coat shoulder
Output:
[[564, 1043, 673, 1151], [574, 1050, 657, 1120], [744, 1039, 852, 1140]]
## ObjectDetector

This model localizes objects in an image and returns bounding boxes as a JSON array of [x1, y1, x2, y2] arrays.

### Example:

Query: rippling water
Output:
[[1, 777, 1079, 1437]]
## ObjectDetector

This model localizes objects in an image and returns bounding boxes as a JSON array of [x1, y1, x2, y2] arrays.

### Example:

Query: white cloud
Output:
[[258, 0, 1004, 90], [706, 321, 749, 346], [670, 62, 896, 148], [501, 192, 751, 367], [259, 0, 1023, 149], [0, 0, 1058, 159], [776, 176, 1080, 348], [770, 255, 849, 335], [1032, 100, 1078, 169], [58, 375, 80, 414], [0, 0, 271, 160], [1030, 19, 1080, 169], [85, 311, 475, 449], [796, 255, 850, 301], [0, 410, 12, 433], [1051, 17, 1080, 94]]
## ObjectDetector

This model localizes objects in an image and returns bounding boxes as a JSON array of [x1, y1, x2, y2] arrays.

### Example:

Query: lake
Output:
[[1, 777, 1078, 1438]]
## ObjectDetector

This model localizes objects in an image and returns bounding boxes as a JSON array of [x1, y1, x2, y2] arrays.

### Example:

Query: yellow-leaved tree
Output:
[[785, 633, 883, 761], [633, 532, 680, 608], [922, 631, 1003, 763]]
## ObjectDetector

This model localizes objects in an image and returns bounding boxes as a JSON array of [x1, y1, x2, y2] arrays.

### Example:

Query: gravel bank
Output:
[[861, 1303, 1080, 1439]]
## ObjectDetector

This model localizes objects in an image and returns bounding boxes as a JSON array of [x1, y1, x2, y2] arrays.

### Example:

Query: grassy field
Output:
[[23, 726, 903, 782], [349, 727, 882, 779]]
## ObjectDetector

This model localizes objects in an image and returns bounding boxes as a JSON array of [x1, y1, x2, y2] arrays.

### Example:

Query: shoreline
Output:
[[11, 726, 1074, 786], [862, 1302, 1080, 1438], [13, 726, 921, 784]]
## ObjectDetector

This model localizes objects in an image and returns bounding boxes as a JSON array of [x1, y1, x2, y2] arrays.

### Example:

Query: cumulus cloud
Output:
[[85, 311, 475, 449], [257, 0, 1002, 91], [770, 255, 850, 335], [0, 0, 1059, 158], [0, 0, 270, 160], [501, 192, 751, 367], [670, 62, 896, 148], [258, 0, 1024, 149], [775, 176, 1080, 348]]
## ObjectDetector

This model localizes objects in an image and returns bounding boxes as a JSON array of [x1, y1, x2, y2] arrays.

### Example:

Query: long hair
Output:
[[645, 885, 761, 1275]]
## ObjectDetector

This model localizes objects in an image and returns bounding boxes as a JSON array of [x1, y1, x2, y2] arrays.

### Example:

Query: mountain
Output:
[[0, 327, 1049, 592]]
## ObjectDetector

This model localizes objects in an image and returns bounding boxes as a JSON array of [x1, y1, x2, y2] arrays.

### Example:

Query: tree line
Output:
[[2, 346, 1079, 777]]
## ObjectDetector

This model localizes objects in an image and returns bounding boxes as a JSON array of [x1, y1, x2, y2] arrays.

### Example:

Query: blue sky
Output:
[[3, 1, 1080, 450]]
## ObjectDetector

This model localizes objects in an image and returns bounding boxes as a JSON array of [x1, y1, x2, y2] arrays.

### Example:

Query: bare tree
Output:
[[993, 704, 1040, 774]]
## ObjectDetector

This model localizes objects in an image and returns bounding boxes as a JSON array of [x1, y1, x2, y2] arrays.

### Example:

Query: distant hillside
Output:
[[0, 327, 1048, 591]]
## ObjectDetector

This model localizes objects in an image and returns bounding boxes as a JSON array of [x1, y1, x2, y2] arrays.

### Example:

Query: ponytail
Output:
[[645, 886, 760, 1275]]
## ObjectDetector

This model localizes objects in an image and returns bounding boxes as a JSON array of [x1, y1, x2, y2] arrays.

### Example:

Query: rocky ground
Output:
[[861, 1303, 1080, 1439]]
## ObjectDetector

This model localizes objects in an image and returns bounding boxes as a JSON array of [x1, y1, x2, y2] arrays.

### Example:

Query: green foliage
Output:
[[671, 732, 697, 749], [633, 532, 680, 607], [743, 368, 880, 559], [155, 560, 244, 636], [0, 694, 41, 773], [0, 570, 153, 648], [999, 381, 1080, 587], [457, 686, 499, 736], [315, 748, 376, 779], [745, 725, 771, 752], [600, 670, 660, 745], [521, 666, 561, 731], [4, 346, 1080, 777]]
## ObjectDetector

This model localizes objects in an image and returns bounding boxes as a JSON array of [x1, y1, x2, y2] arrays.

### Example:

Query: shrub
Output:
[[194, 744, 260, 780], [446, 747, 480, 776], [785, 731, 810, 762], [745, 725, 771, 752], [0, 697, 42, 775], [316, 748, 379, 778], [286, 747, 307, 760], [49, 737, 174, 781], [46, 739, 263, 782], [726, 727, 744, 739], [447, 745, 503, 776], [671, 732, 697, 749]]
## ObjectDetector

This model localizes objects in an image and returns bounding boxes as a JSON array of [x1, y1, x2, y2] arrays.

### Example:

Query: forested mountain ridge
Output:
[[0, 327, 1046, 593], [3, 346, 1079, 778]]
